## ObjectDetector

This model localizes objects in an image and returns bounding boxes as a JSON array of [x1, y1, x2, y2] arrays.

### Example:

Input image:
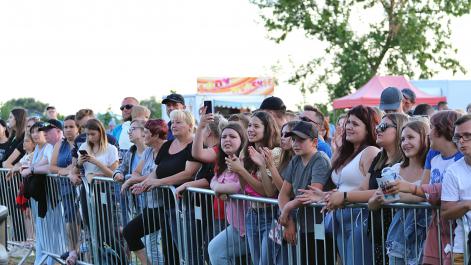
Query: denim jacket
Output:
[[386, 207, 430, 264]]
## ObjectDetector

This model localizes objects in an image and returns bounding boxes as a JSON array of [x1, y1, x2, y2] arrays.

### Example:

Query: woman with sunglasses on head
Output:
[[371, 120, 430, 265], [390, 111, 462, 265], [227, 111, 281, 265], [299, 113, 408, 264]]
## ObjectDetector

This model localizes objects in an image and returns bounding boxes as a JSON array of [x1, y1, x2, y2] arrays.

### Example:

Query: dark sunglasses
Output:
[[120, 104, 134, 111], [375, 123, 397, 133]]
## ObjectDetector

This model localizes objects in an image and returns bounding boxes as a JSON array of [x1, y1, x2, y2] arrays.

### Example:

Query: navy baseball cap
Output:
[[380, 87, 402, 111], [40, 119, 63, 131]]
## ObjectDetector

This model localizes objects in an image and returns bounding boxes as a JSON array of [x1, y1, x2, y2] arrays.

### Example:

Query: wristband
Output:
[[343, 192, 348, 205]]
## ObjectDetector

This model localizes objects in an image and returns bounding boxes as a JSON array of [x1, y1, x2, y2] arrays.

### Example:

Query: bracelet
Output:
[[343, 192, 349, 205], [412, 185, 418, 195]]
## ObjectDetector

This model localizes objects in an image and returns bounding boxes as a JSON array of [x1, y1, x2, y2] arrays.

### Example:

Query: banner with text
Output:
[[197, 77, 274, 95]]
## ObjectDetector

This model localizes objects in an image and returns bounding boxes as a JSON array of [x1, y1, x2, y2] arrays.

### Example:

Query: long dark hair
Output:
[[331, 105, 380, 172], [278, 121, 297, 172], [10, 108, 27, 140], [243, 111, 280, 173], [215, 123, 248, 175], [373, 113, 409, 171]]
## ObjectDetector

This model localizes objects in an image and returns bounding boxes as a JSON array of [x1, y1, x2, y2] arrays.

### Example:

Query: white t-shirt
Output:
[[441, 158, 471, 253], [78, 143, 119, 176], [429, 152, 463, 184], [32, 143, 54, 165], [118, 121, 132, 150]]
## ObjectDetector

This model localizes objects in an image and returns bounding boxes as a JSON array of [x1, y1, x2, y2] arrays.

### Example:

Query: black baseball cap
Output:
[[162, 93, 185, 105], [286, 121, 318, 139], [401, 88, 416, 103], [379, 87, 402, 111], [260, 96, 286, 111], [40, 119, 63, 131]]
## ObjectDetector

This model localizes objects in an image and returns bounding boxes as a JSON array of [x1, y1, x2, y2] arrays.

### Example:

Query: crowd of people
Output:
[[1, 87, 471, 265]]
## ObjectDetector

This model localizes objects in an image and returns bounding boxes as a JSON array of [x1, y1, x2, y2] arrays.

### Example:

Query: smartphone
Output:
[[79, 150, 89, 156], [203, 100, 213, 114]]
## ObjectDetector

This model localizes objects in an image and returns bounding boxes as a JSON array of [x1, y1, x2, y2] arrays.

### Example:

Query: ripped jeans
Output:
[[334, 208, 373, 265]]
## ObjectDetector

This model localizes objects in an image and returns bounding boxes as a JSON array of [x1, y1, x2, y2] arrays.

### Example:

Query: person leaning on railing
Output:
[[314, 105, 380, 265], [277, 121, 333, 265], [390, 111, 463, 265], [439, 114, 471, 265], [371, 120, 430, 265], [124, 110, 201, 265], [120, 119, 168, 265]]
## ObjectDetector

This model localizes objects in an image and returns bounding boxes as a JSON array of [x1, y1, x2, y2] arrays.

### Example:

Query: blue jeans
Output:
[[334, 208, 373, 265], [389, 255, 406, 265], [208, 225, 247, 265], [245, 207, 275, 265]]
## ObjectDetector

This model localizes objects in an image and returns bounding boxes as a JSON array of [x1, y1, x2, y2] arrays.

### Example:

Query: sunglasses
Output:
[[120, 104, 134, 111], [375, 123, 397, 133]]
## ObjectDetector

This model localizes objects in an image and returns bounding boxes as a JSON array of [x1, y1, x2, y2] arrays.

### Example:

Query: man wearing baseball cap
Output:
[[40, 119, 64, 147], [259, 96, 287, 129], [162, 93, 186, 140], [401, 88, 416, 115], [379, 87, 405, 114]]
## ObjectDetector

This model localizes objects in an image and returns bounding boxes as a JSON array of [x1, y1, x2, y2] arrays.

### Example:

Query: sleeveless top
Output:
[[57, 139, 73, 168], [331, 149, 366, 192]]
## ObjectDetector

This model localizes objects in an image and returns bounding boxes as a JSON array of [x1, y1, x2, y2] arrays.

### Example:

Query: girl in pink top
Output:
[[208, 123, 248, 265], [229, 111, 281, 265]]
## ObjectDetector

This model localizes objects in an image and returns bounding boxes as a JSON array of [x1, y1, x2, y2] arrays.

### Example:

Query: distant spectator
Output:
[[228, 113, 250, 130], [259, 96, 287, 129], [401, 88, 416, 114], [162, 93, 186, 140], [466, 103, 471, 113], [437, 101, 449, 111], [45, 106, 59, 120], [284, 110, 299, 122], [413, 103, 435, 117], [299, 108, 332, 158], [26, 116, 41, 133], [0, 119, 10, 165], [131, 105, 151, 121], [112, 97, 139, 152], [379, 87, 405, 114]]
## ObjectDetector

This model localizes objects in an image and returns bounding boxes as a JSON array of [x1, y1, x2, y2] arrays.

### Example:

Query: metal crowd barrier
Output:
[[3, 167, 471, 265]]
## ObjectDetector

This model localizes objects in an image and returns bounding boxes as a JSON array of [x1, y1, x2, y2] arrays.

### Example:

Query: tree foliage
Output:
[[140, 96, 162, 119], [0, 98, 49, 120], [251, 0, 470, 102]]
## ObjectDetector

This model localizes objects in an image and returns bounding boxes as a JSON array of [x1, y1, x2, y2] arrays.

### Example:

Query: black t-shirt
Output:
[[4, 133, 25, 165], [154, 140, 197, 179], [0, 140, 11, 165]]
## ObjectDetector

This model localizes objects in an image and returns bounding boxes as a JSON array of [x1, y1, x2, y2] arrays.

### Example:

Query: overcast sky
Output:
[[0, 0, 470, 115]]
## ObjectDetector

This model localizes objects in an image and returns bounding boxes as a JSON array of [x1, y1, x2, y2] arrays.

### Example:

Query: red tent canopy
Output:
[[332, 76, 446, 109]]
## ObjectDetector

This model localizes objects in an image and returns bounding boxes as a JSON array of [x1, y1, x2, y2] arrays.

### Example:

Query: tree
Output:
[[140, 96, 162, 119], [251, 0, 469, 102], [0, 98, 49, 120]]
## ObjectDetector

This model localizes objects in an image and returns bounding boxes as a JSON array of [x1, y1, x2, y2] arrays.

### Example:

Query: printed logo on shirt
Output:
[[430, 168, 443, 184]]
